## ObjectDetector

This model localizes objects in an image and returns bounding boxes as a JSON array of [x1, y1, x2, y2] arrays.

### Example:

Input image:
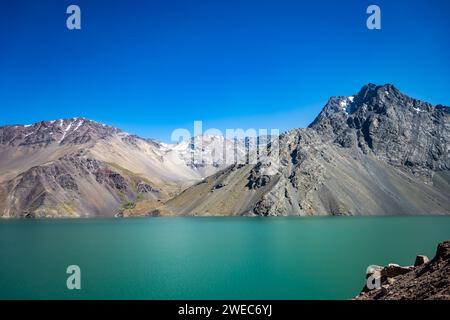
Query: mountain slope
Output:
[[163, 84, 450, 216], [0, 119, 233, 217]]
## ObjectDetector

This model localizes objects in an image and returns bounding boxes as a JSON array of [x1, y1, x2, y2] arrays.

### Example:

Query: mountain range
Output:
[[1, 84, 449, 218]]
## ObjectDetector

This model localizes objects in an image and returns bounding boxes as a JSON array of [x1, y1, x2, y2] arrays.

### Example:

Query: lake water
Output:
[[0, 216, 449, 300]]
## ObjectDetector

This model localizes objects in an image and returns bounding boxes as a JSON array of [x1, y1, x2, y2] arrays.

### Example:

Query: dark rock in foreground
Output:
[[355, 240, 450, 300]]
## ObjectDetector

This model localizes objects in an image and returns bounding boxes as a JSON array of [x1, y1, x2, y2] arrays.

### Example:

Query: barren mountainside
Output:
[[0, 84, 449, 217], [164, 84, 450, 216], [0, 119, 232, 217]]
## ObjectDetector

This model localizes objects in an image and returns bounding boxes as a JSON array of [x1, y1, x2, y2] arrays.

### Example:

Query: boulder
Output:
[[381, 264, 413, 278], [414, 255, 429, 267]]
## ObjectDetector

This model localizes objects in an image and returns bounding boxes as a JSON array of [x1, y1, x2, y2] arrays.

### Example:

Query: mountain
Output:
[[0, 118, 234, 217], [1, 84, 449, 218], [162, 84, 450, 216]]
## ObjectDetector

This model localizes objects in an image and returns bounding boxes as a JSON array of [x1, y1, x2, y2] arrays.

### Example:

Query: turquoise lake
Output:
[[0, 216, 449, 299]]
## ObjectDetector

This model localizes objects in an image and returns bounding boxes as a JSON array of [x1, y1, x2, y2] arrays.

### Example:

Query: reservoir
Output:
[[0, 216, 449, 299]]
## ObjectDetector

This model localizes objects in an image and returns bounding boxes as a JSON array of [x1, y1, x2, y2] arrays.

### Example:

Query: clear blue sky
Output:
[[1, 0, 449, 141]]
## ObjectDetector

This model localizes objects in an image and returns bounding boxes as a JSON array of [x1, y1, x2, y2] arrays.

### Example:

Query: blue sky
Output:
[[0, 0, 449, 142]]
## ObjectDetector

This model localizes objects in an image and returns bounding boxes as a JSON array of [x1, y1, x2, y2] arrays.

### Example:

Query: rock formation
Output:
[[355, 240, 450, 300]]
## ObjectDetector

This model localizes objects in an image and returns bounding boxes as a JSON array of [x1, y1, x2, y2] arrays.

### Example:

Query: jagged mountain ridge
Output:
[[163, 84, 450, 216], [1, 83, 449, 217], [309, 84, 450, 178]]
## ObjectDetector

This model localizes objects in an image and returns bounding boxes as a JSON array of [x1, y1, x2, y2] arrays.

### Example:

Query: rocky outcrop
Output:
[[137, 181, 159, 194], [415, 255, 430, 267], [95, 168, 128, 190], [355, 240, 450, 300]]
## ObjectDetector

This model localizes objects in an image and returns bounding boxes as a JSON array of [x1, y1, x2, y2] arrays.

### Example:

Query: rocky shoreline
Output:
[[355, 240, 450, 300]]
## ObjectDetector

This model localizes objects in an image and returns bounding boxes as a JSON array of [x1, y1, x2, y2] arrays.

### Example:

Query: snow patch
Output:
[[339, 97, 354, 115], [60, 121, 73, 142], [411, 105, 426, 113], [339, 100, 348, 108], [73, 120, 84, 132], [64, 122, 73, 132]]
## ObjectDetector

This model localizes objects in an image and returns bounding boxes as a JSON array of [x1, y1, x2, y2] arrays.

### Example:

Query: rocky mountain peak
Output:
[[355, 83, 400, 102], [309, 84, 410, 131], [351, 83, 435, 115], [308, 84, 450, 177]]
